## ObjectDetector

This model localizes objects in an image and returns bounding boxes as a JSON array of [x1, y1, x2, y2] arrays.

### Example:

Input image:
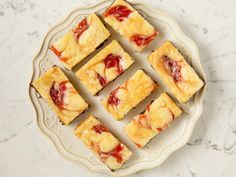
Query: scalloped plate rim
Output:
[[28, 0, 206, 176]]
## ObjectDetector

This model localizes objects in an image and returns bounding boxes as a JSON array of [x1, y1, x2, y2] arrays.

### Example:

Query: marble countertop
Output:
[[0, 0, 235, 176]]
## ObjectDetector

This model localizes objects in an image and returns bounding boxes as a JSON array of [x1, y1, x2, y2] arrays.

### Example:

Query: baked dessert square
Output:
[[76, 40, 134, 95], [102, 70, 158, 120], [74, 115, 132, 171], [103, 0, 158, 52], [31, 66, 88, 125], [148, 41, 204, 103], [51, 13, 110, 69], [124, 93, 182, 148]]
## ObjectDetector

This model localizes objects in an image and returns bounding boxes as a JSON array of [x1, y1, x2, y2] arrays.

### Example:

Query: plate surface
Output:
[[29, 0, 206, 176]]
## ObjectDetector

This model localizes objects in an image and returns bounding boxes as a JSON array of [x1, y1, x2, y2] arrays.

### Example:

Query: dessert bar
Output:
[[51, 13, 110, 69], [124, 93, 182, 148], [74, 115, 132, 171], [102, 70, 158, 120], [103, 0, 158, 51], [32, 66, 88, 125], [76, 40, 134, 95], [148, 41, 204, 103]]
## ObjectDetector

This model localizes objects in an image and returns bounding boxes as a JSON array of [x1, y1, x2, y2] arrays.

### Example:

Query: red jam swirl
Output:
[[100, 144, 124, 163], [162, 55, 182, 83], [92, 124, 108, 134], [96, 73, 107, 87], [134, 114, 151, 129], [146, 103, 151, 112], [104, 54, 123, 74], [157, 123, 169, 132], [104, 5, 132, 22], [96, 54, 123, 87], [72, 18, 89, 40], [50, 45, 61, 58], [50, 45, 68, 62], [131, 31, 157, 47], [49, 81, 68, 110], [107, 89, 120, 106]]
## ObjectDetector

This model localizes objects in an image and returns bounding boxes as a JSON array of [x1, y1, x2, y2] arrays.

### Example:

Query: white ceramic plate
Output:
[[29, 0, 206, 176]]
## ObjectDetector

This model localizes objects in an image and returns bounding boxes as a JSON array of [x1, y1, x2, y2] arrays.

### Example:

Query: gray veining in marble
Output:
[[0, 0, 235, 177]]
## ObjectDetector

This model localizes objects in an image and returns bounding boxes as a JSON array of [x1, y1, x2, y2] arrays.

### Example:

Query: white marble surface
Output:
[[0, 0, 235, 176]]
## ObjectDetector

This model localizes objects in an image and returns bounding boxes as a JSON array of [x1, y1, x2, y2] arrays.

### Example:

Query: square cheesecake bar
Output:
[[31, 66, 88, 125], [103, 0, 158, 51], [148, 41, 204, 103], [124, 93, 182, 148], [102, 70, 158, 120], [76, 40, 134, 95], [51, 13, 110, 69], [74, 115, 132, 171]]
